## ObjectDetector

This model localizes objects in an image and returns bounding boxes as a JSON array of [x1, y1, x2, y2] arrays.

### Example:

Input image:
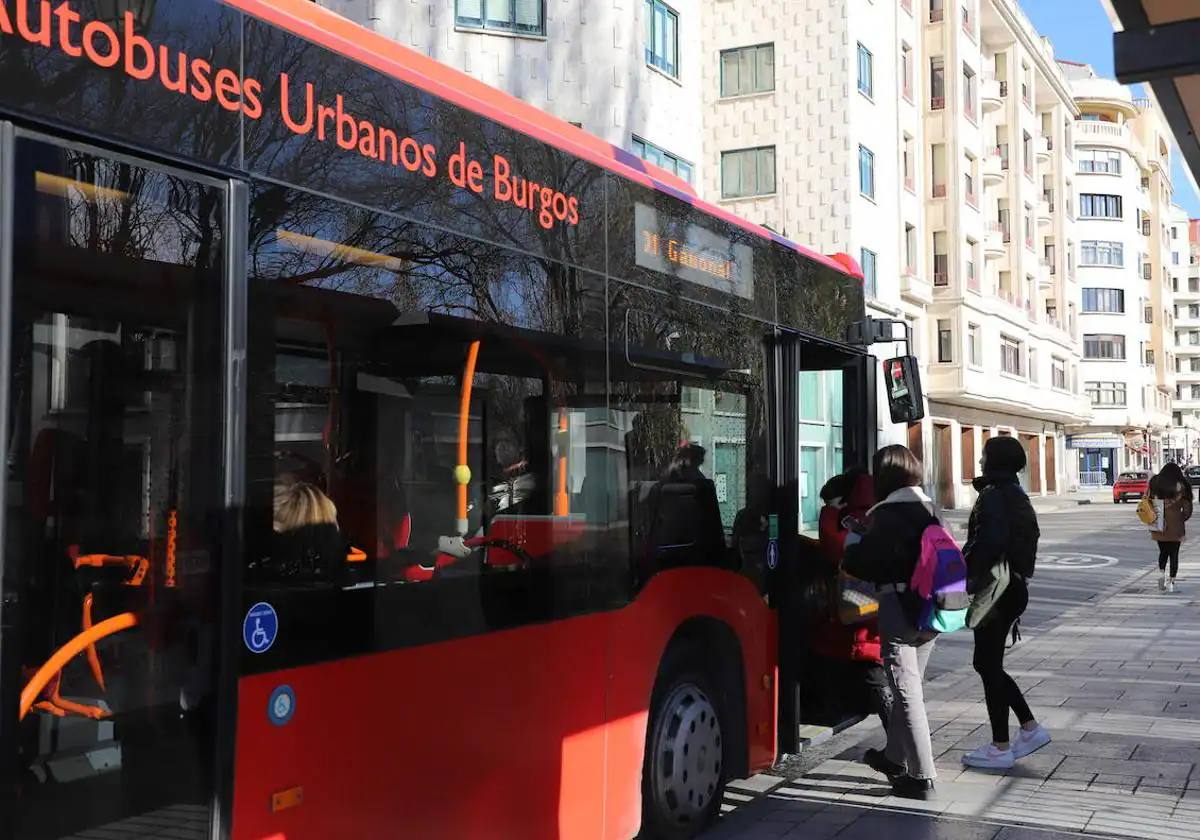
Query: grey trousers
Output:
[[878, 592, 937, 780]]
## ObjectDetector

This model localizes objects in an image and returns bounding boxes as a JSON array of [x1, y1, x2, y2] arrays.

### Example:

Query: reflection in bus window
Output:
[[798, 370, 846, 533]]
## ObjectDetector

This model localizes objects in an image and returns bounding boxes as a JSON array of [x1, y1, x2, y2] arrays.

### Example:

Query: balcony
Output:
[[900, 269, 933, 306], [1035, 136, 1051, 163], [1037, 259, 1053, 288], [932, 183, 947, 198], [1075, 119, 1131, 150], [933, 254, 949, 288], [982, 150, 1004, 185], [1037, 197, 1052, 226], [931, 95, 946, 110], [984, 222, 1006, 259], [981, 74, 1003, 113]]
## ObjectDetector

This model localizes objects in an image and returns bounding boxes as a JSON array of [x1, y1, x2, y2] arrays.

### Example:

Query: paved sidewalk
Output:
[[709, 548, 1200, 839]]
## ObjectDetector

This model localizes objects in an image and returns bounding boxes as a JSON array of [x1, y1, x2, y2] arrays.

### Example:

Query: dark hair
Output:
[[819, 474, 848, 504], [982, 435, 1026, 475], [1154, 463, 1192, 501], [872, 445, 924, 501]]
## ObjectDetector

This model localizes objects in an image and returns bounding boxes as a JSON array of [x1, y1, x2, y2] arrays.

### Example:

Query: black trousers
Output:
[[1158, 541, 1181, 578], [973, 578, 1034, 744]]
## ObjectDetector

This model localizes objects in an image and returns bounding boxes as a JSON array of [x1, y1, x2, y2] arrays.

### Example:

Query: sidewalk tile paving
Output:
[[708, 553, 1200, 840]]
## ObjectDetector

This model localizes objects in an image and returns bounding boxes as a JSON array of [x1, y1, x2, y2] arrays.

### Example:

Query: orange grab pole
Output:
[[81, 594, 106, 693], [19, 612, 139, 722], [165, 508, 178, 588], [455, 341, 481, 536]]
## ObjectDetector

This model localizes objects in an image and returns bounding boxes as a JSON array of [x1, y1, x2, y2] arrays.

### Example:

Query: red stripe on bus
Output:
[[219, 0, 856, 277]]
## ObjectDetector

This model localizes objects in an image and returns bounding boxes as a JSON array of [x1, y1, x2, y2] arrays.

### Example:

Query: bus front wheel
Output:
[[640, 644, 726, 838]]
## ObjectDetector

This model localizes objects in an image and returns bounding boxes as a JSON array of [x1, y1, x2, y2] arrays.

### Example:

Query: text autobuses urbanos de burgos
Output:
[[0, 0, 582, 230]]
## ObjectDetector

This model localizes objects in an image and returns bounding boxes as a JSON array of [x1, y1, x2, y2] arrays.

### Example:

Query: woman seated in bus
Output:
[[268, 478, 348, 581]]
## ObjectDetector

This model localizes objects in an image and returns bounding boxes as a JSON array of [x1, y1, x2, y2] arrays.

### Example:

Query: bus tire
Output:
[[639, 642, 727, 839]]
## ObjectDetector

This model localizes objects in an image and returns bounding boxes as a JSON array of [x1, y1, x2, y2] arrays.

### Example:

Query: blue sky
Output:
[[1019, 0, 1200, 218]]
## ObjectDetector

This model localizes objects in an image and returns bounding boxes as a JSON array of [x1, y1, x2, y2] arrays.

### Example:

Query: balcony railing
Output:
[[904, 176, 915, 192], [932, 183, 947, 198], [930, 6, 944, 22], [931, 95, 945, 110], [933, 272, 949, 287], [962, 9, 974, 37]]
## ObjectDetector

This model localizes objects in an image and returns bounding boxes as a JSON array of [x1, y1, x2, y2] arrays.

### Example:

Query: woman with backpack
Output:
[[961, 436, 1049, 770], [1148, 462, 1193, 593], [843, 445, 939, 800]]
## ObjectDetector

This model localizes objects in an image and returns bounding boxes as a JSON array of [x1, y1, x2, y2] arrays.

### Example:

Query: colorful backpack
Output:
[[909, 521, 970, 633]]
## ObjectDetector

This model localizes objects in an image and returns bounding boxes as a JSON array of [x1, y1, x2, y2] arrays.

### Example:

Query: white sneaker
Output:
[[1169, 579, 1177, 594], [1160, 573, 1168, 591], [1013, 724, 1051, 759], [962, 743, 1014, 769]]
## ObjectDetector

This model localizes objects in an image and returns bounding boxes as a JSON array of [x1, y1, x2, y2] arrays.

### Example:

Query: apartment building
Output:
[[1171, 214, 1200, 464], [1062, 62, 1181, 484], [318, 0, 705, 183]]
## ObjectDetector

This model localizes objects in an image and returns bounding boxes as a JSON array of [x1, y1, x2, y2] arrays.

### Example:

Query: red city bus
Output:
[[0, 1, 880, 837]]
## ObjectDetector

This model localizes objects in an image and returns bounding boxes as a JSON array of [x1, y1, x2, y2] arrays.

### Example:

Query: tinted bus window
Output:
[[608, 281, 772, 593], [245, 185, 615, 670]]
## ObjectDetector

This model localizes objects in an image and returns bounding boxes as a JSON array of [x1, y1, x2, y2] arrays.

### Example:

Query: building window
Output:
[[1080, 240, 1124, 267], [1078, 148, 1121, 174], [938, 320, 953, 362], [1083, 334, 1126, 360], [1085, 381, 1126, 406], [632, 136, 693, 183], [861, 248, 878, 298], [963, 63, 976, 120], [968, 323, 980, 366], [720, 43, 774, 97], [901, 43, 914, 101], [930, 0, 944, 22], [1052, 357, 1067, 390], [965, 238, 977, 288], [455, 0, 545, 35], [857, 43, 874, 98], [1144, 345, 1155, 366], [933, 231, 948, 286], [720, 146, 775, 198], [930, 57, 945, 109], [1001, 336, 1021, 375], [644, 0, 679, 77], [859, 145, 875, 199], [964, 152, 977, 205], [1080, 193, 1123, 219], [1028, 347, 1038, 383], [1081, 288, 1125, 313], [1021, 61, 1031, 106], [904, 224, 917, 272], [1022, 131, 1033, 177], [902, 134, 915, 191]]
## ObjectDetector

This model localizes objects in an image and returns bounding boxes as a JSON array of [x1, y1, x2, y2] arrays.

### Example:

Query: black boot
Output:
[[864, 748, 905, 779], [890, 774, 935, 800]]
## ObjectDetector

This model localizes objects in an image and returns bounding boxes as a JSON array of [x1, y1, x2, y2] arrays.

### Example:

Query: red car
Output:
[[1113, 470, 1151, 503]]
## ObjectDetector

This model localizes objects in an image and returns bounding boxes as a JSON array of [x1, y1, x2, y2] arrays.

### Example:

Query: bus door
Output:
[[772, 333, 875, 749], [0, 130, 232, 840]]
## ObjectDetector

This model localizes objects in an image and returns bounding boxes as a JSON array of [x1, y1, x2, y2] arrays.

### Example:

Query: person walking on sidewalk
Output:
[[844, 445, 938, 800], [960, 436, 1050, 771], [1149, 462, 1193, 593]]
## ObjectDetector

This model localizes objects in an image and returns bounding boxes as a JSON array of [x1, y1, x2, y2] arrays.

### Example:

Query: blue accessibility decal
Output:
[[767, 539, 780, 570], [268, 685, 296, 727], [243, 602, 278, 654]]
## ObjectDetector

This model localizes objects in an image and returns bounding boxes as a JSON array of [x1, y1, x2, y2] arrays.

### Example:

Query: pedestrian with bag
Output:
[[961, 436, 1050, 770], [843, 445, 941, 800], [813, 468, 892, 733], [1148, 462, 1192, 593]]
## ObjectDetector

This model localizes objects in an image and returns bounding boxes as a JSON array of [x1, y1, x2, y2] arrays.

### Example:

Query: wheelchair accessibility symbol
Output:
[[243, 602, 278, 654], [268, 685, 296, 727]]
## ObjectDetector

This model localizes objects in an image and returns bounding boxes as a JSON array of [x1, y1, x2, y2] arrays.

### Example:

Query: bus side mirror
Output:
[[884, 356, 925, 424]]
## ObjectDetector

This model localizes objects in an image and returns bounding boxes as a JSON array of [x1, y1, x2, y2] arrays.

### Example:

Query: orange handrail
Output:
[[20, 612, 139, 721], [455, 341, 481, 536]]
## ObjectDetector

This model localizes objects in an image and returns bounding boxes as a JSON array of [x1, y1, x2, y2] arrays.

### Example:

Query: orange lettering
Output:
[[552, 192, 569, 221], [122, 11, 154, 80], [0, 1, 12, 35], [214, 68, 242, 112], [242, 77, 263, 119], [398, 137, 422, 172], [378, 127, 398, 164], [493, 154, 512, 201], [81, 19, 118, 67], [316, 103, 335, 141], [159, 46, 187, 93], [420, 143, 437, 177], [334, 95, 358, 150], [358, 120, 377, 158], [279, 73, 313, 134], [188, 57, 213, 101], [567, 197, 579, 225], [466, 159, 484, 193], [538, 187, 554, 229], [16, 0, 51, 47], [52, 2, 78, 55]]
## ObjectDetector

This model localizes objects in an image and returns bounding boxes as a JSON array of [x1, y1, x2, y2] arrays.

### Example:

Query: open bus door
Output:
[[771, 333, 875, 753]]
